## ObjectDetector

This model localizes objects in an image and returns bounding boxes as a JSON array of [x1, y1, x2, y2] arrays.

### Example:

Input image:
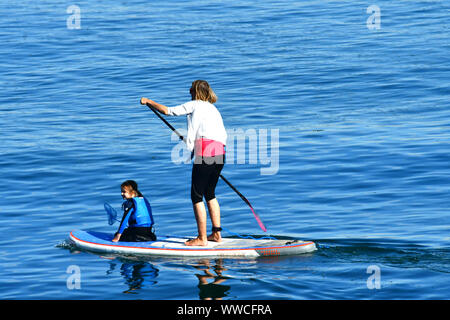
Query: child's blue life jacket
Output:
[[117, 197, 154, 234]]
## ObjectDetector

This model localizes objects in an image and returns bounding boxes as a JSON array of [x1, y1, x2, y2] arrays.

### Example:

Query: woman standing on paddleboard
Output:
[[140, 80, 227, 246]]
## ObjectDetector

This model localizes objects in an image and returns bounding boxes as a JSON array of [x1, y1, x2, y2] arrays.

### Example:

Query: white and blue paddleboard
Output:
[[70, 230, 316, 258]]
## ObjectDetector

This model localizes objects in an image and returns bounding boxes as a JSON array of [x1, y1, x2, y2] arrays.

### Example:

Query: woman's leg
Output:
[[205, 157, 224, 242], [186, 155, 224, 246], [187, 162, 209, 246], [207, 198, 221, 242], [185, 201, 208, 246]]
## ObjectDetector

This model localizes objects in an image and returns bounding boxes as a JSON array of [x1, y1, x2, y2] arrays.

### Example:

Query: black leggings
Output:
[[191, 155, 225, 204], [119, 227, 157, 242]]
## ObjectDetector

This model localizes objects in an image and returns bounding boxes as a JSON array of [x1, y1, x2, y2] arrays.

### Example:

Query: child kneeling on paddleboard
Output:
[[112, 180, 156, 242]]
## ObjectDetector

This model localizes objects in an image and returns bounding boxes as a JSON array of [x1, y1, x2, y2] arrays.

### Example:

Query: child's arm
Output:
[[141, 97, 169, 115], [112, 202, 134, 242]]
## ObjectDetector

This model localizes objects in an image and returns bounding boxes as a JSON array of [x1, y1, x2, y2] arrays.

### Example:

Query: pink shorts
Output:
[[194, 138, 226, 157]]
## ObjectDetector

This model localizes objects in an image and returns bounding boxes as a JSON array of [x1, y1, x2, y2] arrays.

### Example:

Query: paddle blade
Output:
[[104, 202, 118, 225], [249, 206, 267, 232]]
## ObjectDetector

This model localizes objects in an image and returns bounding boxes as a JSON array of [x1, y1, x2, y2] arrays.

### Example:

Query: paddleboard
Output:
[[70, 230, 316, 258]]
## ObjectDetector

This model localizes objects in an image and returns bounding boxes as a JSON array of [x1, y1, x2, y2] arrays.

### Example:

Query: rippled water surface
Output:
[[1, 0, 449, 299]]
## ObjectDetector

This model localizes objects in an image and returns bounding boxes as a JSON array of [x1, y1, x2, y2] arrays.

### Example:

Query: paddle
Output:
[[146, 104, 267, 232]]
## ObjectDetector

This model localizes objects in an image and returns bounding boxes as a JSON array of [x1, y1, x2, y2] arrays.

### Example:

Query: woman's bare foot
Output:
[[207, 232, 222, 242], [185, 237, 207, 246]]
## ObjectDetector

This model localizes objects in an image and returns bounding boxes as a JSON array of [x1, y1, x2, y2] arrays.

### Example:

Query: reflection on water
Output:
[[105, 255, 233, 299], [106, 258, 159, 294], [193, 259, 231, 300]]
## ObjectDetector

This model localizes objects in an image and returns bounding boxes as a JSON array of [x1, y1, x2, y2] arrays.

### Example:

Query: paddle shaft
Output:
[[146, 104, 267, 232]]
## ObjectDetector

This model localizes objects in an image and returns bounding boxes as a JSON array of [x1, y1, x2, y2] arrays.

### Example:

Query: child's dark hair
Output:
[[121, 180, 143, 197]]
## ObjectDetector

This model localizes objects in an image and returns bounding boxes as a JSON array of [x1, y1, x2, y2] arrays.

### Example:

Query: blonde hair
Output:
[[190, 80, 217, 103]]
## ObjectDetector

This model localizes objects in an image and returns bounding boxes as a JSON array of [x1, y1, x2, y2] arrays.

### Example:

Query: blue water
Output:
[[1, 0, 449, 300]]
